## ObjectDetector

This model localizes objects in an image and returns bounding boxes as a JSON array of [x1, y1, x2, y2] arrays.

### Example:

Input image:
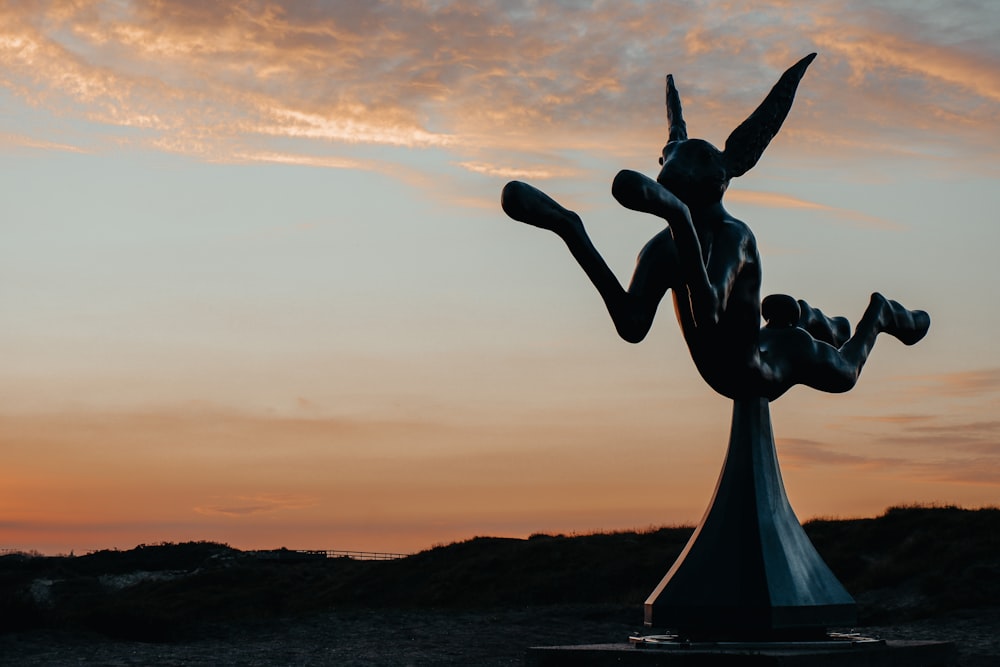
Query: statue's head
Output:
[[657, 53, 816, 208]]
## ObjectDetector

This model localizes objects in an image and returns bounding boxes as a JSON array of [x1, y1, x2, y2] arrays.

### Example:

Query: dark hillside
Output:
[[1, 505, 996, 641], [805, 505, 1000, 622]]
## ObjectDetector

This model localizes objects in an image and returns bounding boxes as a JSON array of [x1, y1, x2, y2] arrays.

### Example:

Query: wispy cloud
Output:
[[0, 1, 996, 171], [852, 414, 936, 425], [0, 132, 87, 153], [457, 161, 582, 180], [228, 150, 371, 170], [812, 11, 1000, 104], [903, 368, 1000, 397], [779, 419, 1000, 486], [728, 190, 904, 230], [779, 437, 903, 469], [802, 3, 1000, 157], [877, 419, 1000, 453], [258, 108, 454, 147], [194, 494, 317, 518]]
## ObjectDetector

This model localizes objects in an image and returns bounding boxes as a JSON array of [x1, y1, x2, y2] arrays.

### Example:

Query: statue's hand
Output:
[[612, 169, 688, 221], [501, 181, 583, 238]]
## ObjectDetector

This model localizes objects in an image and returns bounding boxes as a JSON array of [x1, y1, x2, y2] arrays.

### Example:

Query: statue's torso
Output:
[[675, 215, 766, 399]]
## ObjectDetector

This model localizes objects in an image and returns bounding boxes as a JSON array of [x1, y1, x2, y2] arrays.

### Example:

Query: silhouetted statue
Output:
[[502, 53, 928, 401], [501, 54, 930, 639]]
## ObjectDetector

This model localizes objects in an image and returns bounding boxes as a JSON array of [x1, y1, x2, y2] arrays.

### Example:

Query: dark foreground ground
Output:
[[4, 605, 1000, 666], [3, 605, 1000, 666], [2, 506, 998, 665]]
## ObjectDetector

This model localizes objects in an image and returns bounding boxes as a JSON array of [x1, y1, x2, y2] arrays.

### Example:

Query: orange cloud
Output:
[[852, 414, 935, 425], [1, 0, 993, 174], [903, 368, 1000, 397], [0, 132, 87, 153], [779, 435, 1000, 487], [813, 20, 1000, 105], [194, 494, 318, 518], [457, 161, 582, 180], [779, 437, 903, 469], [228, 150, 371, 170], [727, 190, 903, 230]]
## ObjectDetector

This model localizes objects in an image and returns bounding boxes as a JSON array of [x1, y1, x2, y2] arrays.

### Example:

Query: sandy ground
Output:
[[2, 605, 997, 666]]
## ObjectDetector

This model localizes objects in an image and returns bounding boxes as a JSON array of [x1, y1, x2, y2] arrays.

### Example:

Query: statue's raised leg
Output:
[[802, 293, 930, 393], [760, 293, 931, 396]]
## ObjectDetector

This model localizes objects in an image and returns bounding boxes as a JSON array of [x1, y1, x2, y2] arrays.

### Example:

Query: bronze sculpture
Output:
[[501, 53, 930, 639]]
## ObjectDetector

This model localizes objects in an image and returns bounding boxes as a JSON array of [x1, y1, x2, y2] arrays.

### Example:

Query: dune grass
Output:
[[1, 505, 996, 641]]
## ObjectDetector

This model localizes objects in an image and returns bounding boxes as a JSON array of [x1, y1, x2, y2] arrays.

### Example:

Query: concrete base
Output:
[[526, 639, 956, 666]]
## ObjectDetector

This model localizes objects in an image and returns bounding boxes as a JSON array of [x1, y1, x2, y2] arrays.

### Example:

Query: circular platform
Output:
[[526, 637, 956, 666]]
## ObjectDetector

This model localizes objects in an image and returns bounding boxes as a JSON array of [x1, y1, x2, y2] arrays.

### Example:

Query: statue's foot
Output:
[[872, 293, 930, 345], [501, 181, 583, 237], [612, 169, 687, 219]]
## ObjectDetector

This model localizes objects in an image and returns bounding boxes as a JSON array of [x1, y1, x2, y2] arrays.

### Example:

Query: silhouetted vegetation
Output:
[[1, 506, 996, 641], [804, 505, 1000, 623]]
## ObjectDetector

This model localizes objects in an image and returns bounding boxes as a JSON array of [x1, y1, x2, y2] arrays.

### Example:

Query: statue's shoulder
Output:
[[717, 214, 757, 249]]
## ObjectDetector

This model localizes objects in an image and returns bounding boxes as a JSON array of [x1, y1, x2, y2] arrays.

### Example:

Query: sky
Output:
[[1, 0, 998, 556]]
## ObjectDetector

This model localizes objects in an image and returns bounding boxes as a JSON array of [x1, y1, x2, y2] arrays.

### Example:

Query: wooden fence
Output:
[[250, 548, 411, 561], [2, 547, 411, 561]]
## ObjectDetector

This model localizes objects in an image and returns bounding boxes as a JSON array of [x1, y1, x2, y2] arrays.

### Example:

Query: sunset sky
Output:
[[2, 1, 998, 556]]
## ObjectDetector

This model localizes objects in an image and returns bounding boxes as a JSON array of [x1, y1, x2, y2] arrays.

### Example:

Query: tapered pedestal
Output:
[[645, 397, 856, 639]]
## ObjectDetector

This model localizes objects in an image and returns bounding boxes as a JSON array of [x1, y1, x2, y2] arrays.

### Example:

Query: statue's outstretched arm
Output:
[[502, 180, 674, 343]]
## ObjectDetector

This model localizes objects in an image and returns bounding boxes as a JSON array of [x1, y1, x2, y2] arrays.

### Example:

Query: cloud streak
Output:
[[457, 160, 582, 180], [728, 190, 904, 230], [0, 1, 996, 173], [779, 437, 903, 469], [903, 368, 1000, 398], [194, 494, 318, 518], [779, 414, 1000, 487], [0, 132, 87, 153]]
